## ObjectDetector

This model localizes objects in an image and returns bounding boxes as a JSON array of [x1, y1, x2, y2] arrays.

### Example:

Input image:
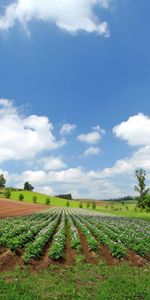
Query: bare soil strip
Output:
[[100, 245, 120, 265], [0, 198, 48, 218], [125, 250, 148, 267], [77, 229, 99, 264]]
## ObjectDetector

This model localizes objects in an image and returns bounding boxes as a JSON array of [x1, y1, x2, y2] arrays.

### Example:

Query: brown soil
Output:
[[95, 201, 110, 206], [100, 244, 120, 265], [78, 229, 99, 264], [28, 227, 76, 272], [0, 245, 149, 273], [0, 198, 48, 219], [125, 250, 148, 267], [0, 250, 23, 272], [64, 227, 76, 265]]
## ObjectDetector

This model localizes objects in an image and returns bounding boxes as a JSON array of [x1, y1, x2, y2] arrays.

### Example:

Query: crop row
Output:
[[0, 208, 149, 262]]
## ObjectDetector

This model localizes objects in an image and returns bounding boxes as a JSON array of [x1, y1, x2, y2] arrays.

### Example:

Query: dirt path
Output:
[[0, 198, 48, 218]]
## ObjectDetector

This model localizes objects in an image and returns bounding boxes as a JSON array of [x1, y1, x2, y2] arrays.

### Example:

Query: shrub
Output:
[[66, 200, 70, 207], [4, 189, 11, 199], [86, 202, 90, 208], [45, 198, 51, 205], [79, 201, 83, 209], [32, 195, 37, 203], [92, 201, 96, 210], [18, 193, 24, 201]]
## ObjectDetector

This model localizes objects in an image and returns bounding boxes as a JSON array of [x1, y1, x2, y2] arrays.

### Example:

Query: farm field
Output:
[[0, 198, 48, 219], [0, 207, 150, 299], [7, 190, 150, 220], [0, 207, 149, 272]]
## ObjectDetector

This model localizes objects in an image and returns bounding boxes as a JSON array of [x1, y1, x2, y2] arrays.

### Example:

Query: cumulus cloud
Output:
[[60, 123, 76, 135], [0, 98, 65, 163], [11, 167, 126, 198], [2, 110, 150, 198], [0, 0, 110, 37], [84, 146, 101, 156], [36, 186, 54, 195], [102, 145, 150, 177], [40, 156, 67, 171], [77, 126, 105, 144], [113, 113, 150, 146]]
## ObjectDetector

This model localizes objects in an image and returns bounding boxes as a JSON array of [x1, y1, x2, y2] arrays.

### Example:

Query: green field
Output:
[[0, 263, 150, 300], [0, 207, 149, 300], [10, 191, 84, 207], [8, 190, 150, 220]]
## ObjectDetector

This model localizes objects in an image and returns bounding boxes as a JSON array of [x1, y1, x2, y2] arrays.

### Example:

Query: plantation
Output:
[[0, 208, 149, 271]]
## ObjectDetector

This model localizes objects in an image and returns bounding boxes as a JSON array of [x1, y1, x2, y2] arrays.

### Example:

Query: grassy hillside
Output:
[[10, 191, 84, 208], [8, 190, 150, 220]]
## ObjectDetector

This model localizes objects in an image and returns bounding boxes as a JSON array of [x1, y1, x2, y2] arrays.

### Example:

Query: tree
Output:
[[4, 189, 11, 199], [79, 201, 83, 209], [0, 174, 6, 189], [18, 193, 24, 201], [24, 181, 34, 191], [45, 198, 51, 205], [86, 202, 90, 208], [66, 200, 70, 207], [92, 201, 96, 210], [135, 169, 149, 209], [32, 195, 37, 203]]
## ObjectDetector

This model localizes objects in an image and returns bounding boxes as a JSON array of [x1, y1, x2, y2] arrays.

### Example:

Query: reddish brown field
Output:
[[0, 198, 48, 219]]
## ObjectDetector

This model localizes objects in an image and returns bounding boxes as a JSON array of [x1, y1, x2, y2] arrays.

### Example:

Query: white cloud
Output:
[[84, 146, 101, 156], [2, 110, 150, 199], [0, 98, 65, 163], [36, 186, 54, 196], [92, 125, 105, 134], [102, 145, 150, 177], [0, 0, 110, 37], [113, 113, 150, 146], [40, 156, 67, 171], [77, 131, 102, 144], [60, 123, 76, 135], [13, 167, 127, 198]]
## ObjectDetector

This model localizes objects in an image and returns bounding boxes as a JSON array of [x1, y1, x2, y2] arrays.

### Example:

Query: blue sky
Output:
[[0, 0, 150, 198]]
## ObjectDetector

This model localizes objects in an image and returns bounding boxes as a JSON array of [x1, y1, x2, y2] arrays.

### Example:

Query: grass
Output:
[[10, 191, 84, 208], [0, 261, 149, 300], [95, 203, 150, 220]]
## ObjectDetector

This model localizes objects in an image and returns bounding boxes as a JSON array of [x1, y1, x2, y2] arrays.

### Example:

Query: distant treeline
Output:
[[103, 196, 137, 202], [55, 193, 72, 200]]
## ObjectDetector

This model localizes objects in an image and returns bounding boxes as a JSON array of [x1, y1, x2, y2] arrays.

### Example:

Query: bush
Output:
[[92, 201, 96, 210], [45, 198, 51, 205], [86, 202, 90, 208], [66, 200, 70, 207], [4, 189, 11, 199], [32, 195, 37, 203], [18, 193, 24, 201], [79, 201, 83, 209]]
